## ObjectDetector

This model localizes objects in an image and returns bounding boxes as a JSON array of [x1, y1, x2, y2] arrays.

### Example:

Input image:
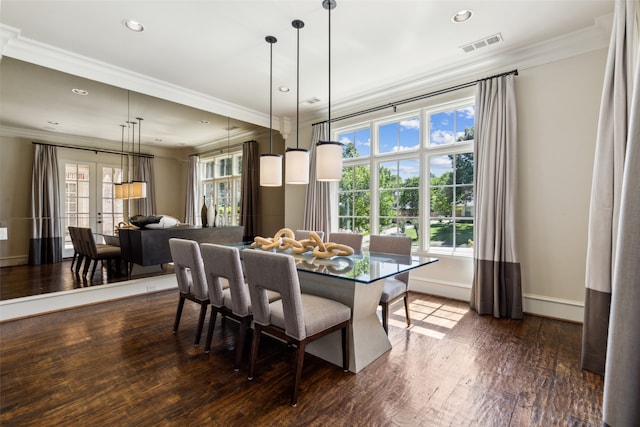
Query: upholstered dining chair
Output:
[[77, 227, 121, 280], [369, 235, 412, 334], [168, 238, 209, 346], [294, 229, 325, 242], [68, 226, 84, 273], [328, 232, 364, 251], [200, 243, 255, 370], [242, 249, 351, 406]]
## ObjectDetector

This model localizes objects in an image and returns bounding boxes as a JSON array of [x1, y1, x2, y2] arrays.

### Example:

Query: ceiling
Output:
[[0, 0, 614, 149]]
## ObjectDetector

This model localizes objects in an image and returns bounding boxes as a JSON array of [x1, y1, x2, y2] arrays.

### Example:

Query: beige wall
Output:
[[284, 47, 608, 321]]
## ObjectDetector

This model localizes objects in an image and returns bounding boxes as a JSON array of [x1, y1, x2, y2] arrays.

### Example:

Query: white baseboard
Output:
[[410, 278, 584, 323], [0, 255, 29, 267], [0, 275, 178, 322]]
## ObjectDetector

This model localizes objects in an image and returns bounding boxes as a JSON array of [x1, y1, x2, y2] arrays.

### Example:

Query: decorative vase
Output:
[[201, 196, 208, 227], [207, 200, 216, 228]]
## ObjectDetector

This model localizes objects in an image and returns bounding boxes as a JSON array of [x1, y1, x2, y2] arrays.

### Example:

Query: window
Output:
[[338, 127, 371, 234], [337, 99, 475, 255], [201, 152, 242, 226]]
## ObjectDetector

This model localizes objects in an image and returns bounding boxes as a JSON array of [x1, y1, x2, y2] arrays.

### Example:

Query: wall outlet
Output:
[[0, 228, 7, 241], [146, 284, 156, 292]]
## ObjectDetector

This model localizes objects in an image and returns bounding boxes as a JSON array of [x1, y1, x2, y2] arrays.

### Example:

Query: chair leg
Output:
[[194, 303, 208, 346], [342, 324, 349, 372], [173, 295, 186, 334], [90, 259, 99, 280], [248, 325, 262, 381], [291, 341, 306, 407], [205, 309, 218, 353], [234, 317, 251, 372], [82, 258, 92, 278], [75, 255, 84, 274], [70, 253, 77, 271], [381, 302, 389, 335], [403, 293, 411, 327]]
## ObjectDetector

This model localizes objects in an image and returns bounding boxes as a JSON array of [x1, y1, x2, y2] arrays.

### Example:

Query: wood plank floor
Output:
[[0, 285, 604, 426]]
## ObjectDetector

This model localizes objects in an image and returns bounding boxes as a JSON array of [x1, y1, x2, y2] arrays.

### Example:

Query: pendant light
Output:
[[114, 124, 127, 199], [316, 0, 343, 182], [260, 35, 283, 187], [285, 19, 309, 185], [128, 117, 147, 199]]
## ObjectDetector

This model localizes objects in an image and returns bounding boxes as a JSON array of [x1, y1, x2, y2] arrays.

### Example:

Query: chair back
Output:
[[77, 227, 98, 258], [242, 249, 306, 340], [200, 243, 249, 316], [169, 238, 208, 300], [369, 235, 412, 284], [295, 229, 324, 242], [329, 232, 363, 251]]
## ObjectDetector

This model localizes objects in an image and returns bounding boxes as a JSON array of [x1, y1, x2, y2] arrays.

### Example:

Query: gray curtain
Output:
[[595, 2, 640, 425], [240, 140, 259, 240], [303, 123, 334, 240], [134, 156, 156, 216], [184, 155, 199, 225], [470, 74, 523, 319], [582, 0, 637, 377], [29, 144, 62, 265]]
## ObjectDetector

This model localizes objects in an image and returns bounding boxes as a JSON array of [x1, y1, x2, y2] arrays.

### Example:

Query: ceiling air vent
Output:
[[305, 97, 321, 104], [461, 33, 503, 53]]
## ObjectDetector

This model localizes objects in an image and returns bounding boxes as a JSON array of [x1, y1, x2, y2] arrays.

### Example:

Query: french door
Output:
[[61, 161, 124, 257]]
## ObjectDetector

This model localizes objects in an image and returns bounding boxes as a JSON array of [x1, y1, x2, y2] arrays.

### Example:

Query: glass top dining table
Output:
[[230, 242, 439, 284], [230, 241, 439, 373]]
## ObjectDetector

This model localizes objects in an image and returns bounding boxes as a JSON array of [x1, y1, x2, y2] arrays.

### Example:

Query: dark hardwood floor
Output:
[[0, 258, 174, 300], [0, 262, 604, 426]]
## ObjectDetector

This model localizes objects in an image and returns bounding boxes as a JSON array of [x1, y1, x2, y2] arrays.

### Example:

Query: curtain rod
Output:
[[32, 141, 154, 158], [312, 69, 518, 126]]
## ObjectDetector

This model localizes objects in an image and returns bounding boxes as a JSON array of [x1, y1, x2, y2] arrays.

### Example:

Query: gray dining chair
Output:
[[294, 229, 325, 242], [242, 249, 351, 406], [369, 235, 412, 334], [328, 232, 363, 251], [201, 243, 280, 371], [168, 238, 209, 346]]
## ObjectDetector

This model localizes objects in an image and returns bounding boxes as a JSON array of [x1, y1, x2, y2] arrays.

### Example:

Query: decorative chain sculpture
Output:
[[251, 228, 354, 258]]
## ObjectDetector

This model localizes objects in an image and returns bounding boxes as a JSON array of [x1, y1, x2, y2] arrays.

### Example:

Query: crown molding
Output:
[[304, 13, 612, 123], [0, 24, 275, 132]]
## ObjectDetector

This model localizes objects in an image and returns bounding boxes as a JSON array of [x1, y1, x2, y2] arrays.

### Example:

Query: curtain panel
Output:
[[303, 123, 335, 240], [240, 140, 259, 240], [134, 156, 156, 216], [592, 1, 639, 425], [582, 0, 638, 376], [184, 155, 199, 225], [470, 74, 523, 319], [29, 144, 62, 265]]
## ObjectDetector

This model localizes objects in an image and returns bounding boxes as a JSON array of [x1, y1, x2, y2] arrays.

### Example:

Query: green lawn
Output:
[[430, 222, 474, 247]]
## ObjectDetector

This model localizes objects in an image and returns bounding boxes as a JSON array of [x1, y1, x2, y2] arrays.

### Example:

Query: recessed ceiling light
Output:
[[123, 19, 144, 32], [72, 88, 88, 95], [452, 10, 473, 23], [278, 86, 290, 92]]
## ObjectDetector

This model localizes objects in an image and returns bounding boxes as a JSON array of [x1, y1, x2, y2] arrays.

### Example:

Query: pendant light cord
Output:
[[296, 23, 300, 149], [269, 37, 274, 154], [328, 1, 332, 137]]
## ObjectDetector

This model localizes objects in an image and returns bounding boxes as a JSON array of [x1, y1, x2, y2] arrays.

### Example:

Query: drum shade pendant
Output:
[[114, 124, 127, 199], [316, 0, 343, 182], [285, 19, 309, 185], [128, 117, 147, 199], [260, 35, 283, 187]]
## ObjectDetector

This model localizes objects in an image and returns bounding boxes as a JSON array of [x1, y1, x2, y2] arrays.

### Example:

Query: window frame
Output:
[[336, 97, 475, 257], [200, 151, 243, 226]]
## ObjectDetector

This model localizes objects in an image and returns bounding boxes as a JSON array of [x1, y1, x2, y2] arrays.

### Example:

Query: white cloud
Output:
[[431, 130, 455, 145], [392, 144, 420, 153], [458, 106, 475, 118], [339, 135, 353, 144], [400, 118, 420, 130]]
